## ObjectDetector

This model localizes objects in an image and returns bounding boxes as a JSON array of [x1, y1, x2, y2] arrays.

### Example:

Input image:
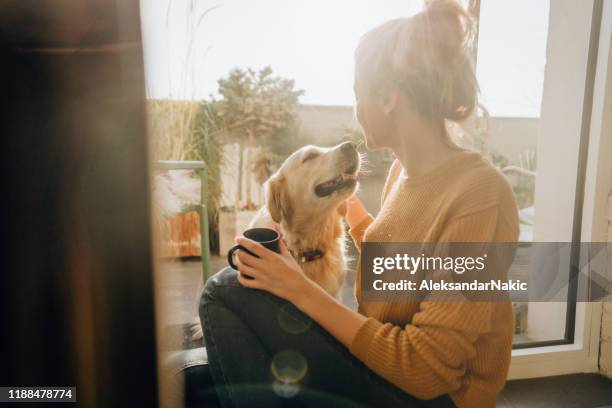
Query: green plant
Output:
[[513, 149, 537, 208], [147, 99, 225, 251], [488, 149, 537, 209], [253, 124, 309, 183], [488, 150, 510, 169], [191, 101, 225, 249], [215, 66, 303, 209], [147, 99, 201, 161]]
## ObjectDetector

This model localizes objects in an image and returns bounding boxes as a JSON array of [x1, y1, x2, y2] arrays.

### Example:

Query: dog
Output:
[[248, 141, 361, 296], [188, 141, 361, 342]]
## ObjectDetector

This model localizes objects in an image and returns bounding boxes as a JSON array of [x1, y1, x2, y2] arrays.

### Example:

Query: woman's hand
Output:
[[232, 230, 368, 349], [232, 235, 313, 305], [345, 195, 369, 229]]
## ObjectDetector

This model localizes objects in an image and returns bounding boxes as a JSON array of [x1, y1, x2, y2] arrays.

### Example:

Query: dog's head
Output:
[[265, 142, 361, 226]]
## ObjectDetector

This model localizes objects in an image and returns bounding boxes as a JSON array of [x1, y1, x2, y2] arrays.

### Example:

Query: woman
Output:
[[200, 1, 519, 407]]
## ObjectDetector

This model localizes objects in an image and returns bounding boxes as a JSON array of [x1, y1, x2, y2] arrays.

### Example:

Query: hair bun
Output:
[[354, 0, 479, 124], [411, 0, 478, 122], [420, 0, 475, 61], [424, 0, 470, 19]]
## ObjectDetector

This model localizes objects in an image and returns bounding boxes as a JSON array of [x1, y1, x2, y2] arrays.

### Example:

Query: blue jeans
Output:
[[200, 267, 456, 408]]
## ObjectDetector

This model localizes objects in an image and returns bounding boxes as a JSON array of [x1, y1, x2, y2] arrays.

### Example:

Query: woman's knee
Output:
[[200, 266, 272, 314], [199, 267, 240, 327], [200, 266, 292, 318], [200, 267, 237, 315], [202, 267, 240, 301]]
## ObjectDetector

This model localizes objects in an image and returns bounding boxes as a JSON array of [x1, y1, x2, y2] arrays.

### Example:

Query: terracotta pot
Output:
[[158, 211, 201, 258]]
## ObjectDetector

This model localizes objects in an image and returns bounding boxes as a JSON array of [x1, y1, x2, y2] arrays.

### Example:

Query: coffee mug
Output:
[[227, 227, 280, 270]]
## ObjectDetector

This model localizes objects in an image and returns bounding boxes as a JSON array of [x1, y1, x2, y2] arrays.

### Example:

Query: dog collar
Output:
[[297, 248, 324, 263]]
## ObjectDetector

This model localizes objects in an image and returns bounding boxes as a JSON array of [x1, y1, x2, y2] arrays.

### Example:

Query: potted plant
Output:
[[148, 99, 225, 256], [215, 67, 303, 255]]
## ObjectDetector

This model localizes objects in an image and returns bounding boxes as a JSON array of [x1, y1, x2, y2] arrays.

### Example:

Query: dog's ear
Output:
[[266, 175, 292, 224], [336, 200, 348, 217]]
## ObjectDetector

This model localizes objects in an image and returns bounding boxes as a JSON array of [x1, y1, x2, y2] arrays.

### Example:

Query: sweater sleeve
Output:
[[349, 207, 511, 400], [349, 160, 402, 249], [348, 214, 374, 249]]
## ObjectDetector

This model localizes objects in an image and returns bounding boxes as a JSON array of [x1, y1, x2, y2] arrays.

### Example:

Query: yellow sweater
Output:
[[348, 151, 519, 408]]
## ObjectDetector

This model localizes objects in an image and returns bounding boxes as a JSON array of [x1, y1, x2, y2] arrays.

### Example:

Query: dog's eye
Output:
[[302, 152, 319, 163]]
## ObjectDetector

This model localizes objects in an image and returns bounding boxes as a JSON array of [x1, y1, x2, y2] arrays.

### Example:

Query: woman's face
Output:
[[353, 71, 395, 150]]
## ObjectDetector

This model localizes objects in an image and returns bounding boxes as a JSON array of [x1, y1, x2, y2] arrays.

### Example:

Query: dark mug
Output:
[[227, 227, 280, 270]]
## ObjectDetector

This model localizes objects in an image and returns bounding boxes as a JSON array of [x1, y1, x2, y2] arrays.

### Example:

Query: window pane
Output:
[[142, 0, 592, 353], [477, 0, 598, 348]]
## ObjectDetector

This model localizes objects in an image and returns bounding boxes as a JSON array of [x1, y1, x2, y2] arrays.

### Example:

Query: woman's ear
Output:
[[380, 82, 400, 115], [265, 175, 292, 224]]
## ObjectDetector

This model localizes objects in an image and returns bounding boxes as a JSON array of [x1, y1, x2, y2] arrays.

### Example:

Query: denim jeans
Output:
[[199, 267, 456, 408]]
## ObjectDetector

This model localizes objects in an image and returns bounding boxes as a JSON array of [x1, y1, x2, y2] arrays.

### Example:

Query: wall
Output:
[[220, 144, 265, 208], [597, 2, 612, 377], [297, 104, 540, 161], [600, 195, 612, 378], [296, 104, 540, 214], [218, 105, 540, 213], [297, 104, 360, 145], [487, 117, 540, 160]]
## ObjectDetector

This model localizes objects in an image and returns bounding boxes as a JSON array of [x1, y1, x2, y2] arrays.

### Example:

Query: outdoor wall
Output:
[[297, 104, 360, 145], [487, 116, 540, 160], [220, 144, 265, 208], [297, 104, 540, 161], [220, 105, 540, 212], [296, 104, 540, 214]]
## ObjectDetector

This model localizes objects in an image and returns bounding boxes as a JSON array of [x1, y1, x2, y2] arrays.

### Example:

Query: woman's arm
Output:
[[345, 195, 370, 228], [345, 196, 374, 249], [294, 275, 367, 347], [232, 236, 367, 348], [231, 234, 492, 400], [233, 205, 514, 400], [344, 159, 402, 248]]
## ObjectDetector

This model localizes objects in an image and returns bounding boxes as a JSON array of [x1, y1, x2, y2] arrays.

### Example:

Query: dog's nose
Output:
[[340, 141, 357, 155]]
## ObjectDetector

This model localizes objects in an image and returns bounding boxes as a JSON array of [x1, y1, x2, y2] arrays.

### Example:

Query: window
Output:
[[476, 0, 556, 347], [493, 0, 607, 377], [141, 0, 609, 377]]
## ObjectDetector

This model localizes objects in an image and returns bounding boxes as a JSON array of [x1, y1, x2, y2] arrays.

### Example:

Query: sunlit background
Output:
[[140, 0, 549, 117], [143, 0, 555, 356]]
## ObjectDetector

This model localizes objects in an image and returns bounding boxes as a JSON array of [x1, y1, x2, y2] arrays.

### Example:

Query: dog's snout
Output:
[[340, 141, 357, 155]]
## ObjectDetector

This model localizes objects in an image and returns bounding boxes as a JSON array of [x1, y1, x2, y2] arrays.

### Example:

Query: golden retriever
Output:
[[249, 141, 361, 296], [189, 141, 361, 342]]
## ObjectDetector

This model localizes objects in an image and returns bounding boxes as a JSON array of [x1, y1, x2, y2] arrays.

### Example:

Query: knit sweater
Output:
[[348, 151, 519, 408]]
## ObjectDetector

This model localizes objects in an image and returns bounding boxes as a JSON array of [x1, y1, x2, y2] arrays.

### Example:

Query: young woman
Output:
[[200, 1, 519, 407]]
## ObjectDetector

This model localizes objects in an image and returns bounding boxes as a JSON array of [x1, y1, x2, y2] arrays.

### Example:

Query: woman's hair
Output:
[[355, 0, 478, 124]]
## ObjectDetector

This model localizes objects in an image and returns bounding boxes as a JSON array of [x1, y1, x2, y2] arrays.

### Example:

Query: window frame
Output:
[[480, 0, 611, 378]]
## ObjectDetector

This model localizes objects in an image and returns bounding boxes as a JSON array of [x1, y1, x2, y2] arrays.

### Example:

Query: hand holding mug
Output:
[[227, 228, 280, 270]]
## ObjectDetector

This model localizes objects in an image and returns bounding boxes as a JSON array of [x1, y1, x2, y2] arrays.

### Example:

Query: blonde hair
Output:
[[355, 0, 478, 124]]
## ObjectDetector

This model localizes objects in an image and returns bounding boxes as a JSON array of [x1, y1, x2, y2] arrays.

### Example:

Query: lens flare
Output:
[[270, 350, 308, 384], [272, 381, 301, 398]]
